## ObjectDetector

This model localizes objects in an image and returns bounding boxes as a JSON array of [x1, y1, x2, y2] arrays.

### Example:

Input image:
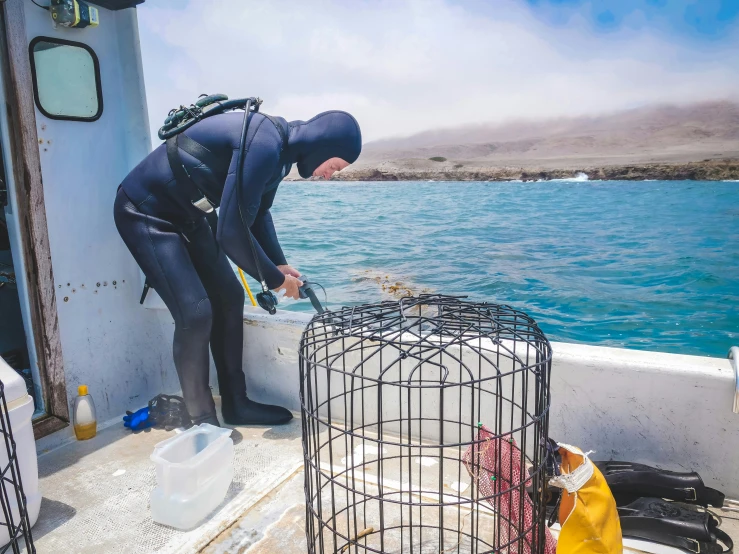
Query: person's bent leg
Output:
[[184, 216, 293, 425], [114, 189, 219, 425], [171, 297, 218, 425]]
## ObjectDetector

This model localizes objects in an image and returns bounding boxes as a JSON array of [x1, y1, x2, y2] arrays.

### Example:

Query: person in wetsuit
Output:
[[114, 109, 362, 426]]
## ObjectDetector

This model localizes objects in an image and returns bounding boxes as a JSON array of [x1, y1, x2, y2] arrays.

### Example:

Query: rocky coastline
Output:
[[314, 159, 739, 182], [286, 159, 739, 181]]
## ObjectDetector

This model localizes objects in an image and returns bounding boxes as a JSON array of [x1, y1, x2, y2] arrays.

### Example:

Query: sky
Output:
[[137, 0, 739, 142]]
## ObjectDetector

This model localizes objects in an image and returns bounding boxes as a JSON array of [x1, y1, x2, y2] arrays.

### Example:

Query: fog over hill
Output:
[[357, 101, 739, 168]]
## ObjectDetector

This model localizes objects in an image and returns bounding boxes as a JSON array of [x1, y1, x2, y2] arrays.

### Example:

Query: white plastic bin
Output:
[[0, 356, 41, 547], [150, 423, 233, 530]]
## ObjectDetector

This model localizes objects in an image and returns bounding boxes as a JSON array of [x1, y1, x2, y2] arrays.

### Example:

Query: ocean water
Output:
[[258, 180, 738, 358]]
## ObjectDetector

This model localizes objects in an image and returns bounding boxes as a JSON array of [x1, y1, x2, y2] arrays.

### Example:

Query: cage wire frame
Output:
[[0, 381, 35, 553], [300, 295, 553, 554]]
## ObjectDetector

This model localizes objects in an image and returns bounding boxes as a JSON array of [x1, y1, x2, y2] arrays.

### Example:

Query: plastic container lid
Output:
[[78, 385, 88, 396], [0, 356, 29, 405]]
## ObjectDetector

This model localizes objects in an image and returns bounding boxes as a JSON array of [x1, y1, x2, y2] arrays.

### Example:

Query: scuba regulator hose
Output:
[[234, 99, 327, 315], [235, 98, 279, 314], [237, 268, 257, 307]]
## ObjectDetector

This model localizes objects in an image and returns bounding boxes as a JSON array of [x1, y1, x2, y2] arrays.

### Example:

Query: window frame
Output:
[[28, 36, 103, 122]]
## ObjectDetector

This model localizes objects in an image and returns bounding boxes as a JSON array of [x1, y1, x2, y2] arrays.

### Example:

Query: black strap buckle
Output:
[[686, 538, 701, 553], [683, 487, 699, 502], [166, 135, 217, 214]]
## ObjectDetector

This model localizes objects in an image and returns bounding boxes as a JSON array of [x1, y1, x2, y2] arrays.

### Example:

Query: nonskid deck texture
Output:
[[207, 422, 739, 554], [206, 469, 739, 554], [30, 412, 739, 553], [32, 403, 304, 554]]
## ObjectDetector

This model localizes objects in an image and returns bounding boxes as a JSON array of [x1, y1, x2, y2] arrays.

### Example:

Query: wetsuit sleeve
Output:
[[250, 188, 287, 267], [217, 118, 285, 290]]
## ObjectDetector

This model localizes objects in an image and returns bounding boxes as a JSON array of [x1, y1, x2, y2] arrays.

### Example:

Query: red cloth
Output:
[[462, 426, 557, 554]]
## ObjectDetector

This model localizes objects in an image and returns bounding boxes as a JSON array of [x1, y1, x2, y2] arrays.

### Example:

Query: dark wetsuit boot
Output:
[[221, 396, 293, 426]]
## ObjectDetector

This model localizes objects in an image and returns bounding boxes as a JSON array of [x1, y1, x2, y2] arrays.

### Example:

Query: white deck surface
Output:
[[33, 401, 304, 553], [30, 401, 739, 553], [204, 469, 739, 554]]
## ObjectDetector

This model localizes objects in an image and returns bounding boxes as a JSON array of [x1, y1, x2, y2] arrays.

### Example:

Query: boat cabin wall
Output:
[[10, 1, 182, 428]]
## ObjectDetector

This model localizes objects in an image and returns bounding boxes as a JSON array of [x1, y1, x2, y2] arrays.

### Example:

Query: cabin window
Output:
[[29, 37, 103, 122]]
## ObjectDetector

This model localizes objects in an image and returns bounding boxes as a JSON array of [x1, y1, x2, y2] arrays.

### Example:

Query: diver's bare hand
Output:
[[275, 274, 303, 300], [277, 264, 301, 278]]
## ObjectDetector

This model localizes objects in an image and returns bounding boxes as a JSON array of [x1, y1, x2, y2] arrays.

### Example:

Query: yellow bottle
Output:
[[73, 385, 97, 440]]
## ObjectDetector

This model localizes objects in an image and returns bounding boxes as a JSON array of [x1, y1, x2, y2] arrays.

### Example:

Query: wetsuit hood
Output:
[[287, 111, 362, 178]]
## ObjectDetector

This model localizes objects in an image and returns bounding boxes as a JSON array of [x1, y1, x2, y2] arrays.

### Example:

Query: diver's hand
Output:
[[277, 264, 301, 279], [275, 274, 303, 300]]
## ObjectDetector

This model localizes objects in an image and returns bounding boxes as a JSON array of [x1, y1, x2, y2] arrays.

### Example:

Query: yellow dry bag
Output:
[[549, 443, 623, 553]]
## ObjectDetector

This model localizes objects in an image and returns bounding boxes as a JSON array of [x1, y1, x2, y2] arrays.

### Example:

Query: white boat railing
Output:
[[729, 346, 739, 414]]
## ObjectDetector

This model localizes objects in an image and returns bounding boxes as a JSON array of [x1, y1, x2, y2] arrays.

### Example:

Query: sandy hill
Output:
[[357, 101, 739, 169]]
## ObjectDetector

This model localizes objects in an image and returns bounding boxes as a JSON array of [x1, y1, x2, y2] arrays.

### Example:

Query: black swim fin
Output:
[[595, 460, 725, 508], [618, 497, 732, 553]]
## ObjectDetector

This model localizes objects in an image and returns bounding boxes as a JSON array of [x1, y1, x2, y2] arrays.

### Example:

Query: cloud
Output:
[[137, 0, 739, 142]]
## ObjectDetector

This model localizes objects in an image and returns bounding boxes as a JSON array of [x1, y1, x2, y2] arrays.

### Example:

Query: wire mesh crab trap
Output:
[[0, 381, 35, 553], [300, 295, 554, 554]]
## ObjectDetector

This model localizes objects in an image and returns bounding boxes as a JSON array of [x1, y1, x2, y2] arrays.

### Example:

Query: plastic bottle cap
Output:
[[78, 385, 88, 396]]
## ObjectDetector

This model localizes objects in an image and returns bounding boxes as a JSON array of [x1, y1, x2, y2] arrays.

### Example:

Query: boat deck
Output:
[[33, 400, 303, 554], [33, 401, 739, 553]]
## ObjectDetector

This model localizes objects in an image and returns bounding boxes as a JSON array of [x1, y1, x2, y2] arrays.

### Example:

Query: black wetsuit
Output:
[[114, 110, 361, 425]]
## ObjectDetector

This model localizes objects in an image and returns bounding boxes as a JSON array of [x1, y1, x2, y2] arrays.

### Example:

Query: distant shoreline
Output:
[[285, 159, 739, 182]]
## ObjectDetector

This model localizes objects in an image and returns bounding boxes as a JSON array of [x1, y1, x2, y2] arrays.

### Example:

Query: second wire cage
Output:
[[300, 295, 554, 554]]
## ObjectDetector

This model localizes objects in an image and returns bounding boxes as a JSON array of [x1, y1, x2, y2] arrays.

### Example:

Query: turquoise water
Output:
[[262, 180, 738, 357]]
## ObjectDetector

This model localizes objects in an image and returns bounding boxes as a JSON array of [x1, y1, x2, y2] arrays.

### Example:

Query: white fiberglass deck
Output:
[[32, 404, 739, 554], [208, 471, 739, 554], [33, 400, 304, 554]]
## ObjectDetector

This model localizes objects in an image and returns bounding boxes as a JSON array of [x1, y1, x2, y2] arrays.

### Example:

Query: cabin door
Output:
[[0, 133, 43, 417], [1, 0, 154, 436]]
